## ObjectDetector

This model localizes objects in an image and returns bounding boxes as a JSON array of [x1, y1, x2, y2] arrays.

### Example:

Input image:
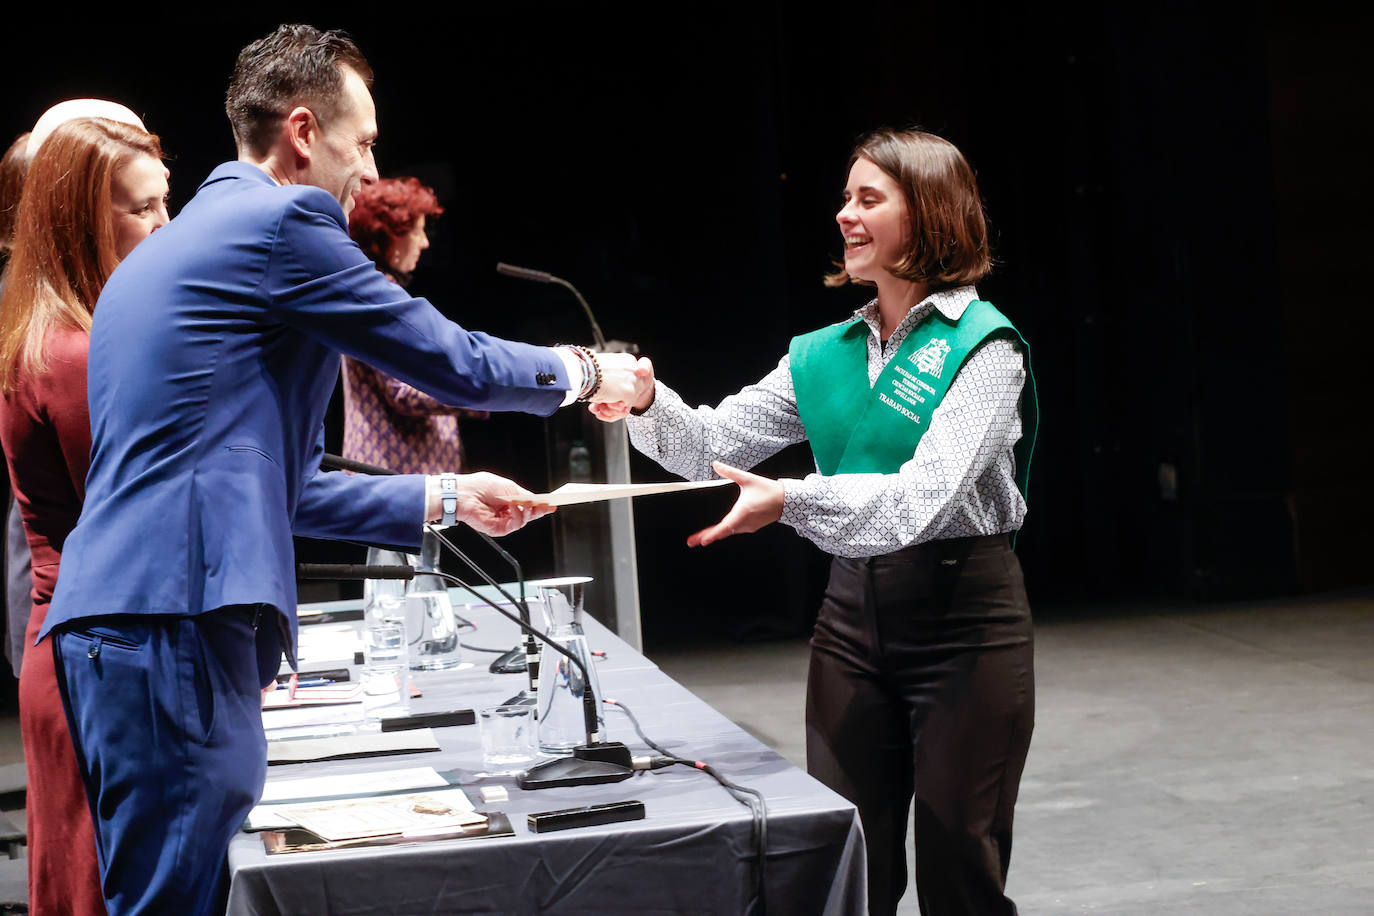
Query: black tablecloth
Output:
[[226, 593, 865, 915]]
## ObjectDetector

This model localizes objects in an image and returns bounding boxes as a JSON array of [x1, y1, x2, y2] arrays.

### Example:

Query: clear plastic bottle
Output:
[[361, 549, 413, 720], [361, 593, 409, 720], [568, 439, 592, 482]]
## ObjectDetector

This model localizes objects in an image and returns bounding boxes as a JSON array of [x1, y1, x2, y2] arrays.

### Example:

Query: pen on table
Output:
[[275, 668, 351, 685], [276, 677, 335, 690]]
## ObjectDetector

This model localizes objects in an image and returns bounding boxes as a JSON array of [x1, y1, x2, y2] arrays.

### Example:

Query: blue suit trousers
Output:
[[55, 607, 276, 915]]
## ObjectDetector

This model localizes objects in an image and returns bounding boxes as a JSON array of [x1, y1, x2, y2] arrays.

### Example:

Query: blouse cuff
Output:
[[639, 380, 677, 418], [624, 381, 678, 431], [778, 477, 815, 532]]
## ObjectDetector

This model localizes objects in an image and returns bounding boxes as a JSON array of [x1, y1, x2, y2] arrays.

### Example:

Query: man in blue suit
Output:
[[44, 25, 646, 915]]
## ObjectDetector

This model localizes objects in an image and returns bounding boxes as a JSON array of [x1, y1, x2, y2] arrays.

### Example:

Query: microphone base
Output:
[[489, 646, 527, 675], [572, 741, 633, 767], [518, 743, 634, 790], [502, 688, 536, 707]]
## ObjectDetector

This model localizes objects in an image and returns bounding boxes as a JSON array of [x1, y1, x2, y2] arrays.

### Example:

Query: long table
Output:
[[225, 591, 866, 914]]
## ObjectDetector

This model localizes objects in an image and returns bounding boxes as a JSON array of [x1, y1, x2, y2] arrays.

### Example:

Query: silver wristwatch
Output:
[[439, 473, 459, 526]]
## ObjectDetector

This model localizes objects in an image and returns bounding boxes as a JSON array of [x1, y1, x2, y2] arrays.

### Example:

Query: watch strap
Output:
[[439, 473, 460, 526]]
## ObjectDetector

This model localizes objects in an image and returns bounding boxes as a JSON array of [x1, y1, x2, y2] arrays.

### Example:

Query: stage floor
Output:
[[654, 587, 1374, 915]]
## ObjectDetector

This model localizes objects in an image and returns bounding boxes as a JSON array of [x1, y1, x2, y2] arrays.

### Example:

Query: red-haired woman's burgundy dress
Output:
[[0, 325, 105, 916]]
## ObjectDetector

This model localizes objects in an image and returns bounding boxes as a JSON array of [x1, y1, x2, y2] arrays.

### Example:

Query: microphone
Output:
[[495, 262, 618, 353], [493, 262, 554, 284], [297, 563, 415, 580], [312, 454, 628, 786], [424, 525, 541, 699], [319, 454, 393, 476]]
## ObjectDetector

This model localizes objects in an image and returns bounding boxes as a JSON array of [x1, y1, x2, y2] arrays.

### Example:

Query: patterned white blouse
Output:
[[625, 286, 1029, 558]]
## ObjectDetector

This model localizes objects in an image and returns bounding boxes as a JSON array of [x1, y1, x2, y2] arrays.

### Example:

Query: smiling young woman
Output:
[[595, 127, 1037, 916], [0, 115, 166, 916], [826, 129, 993, 338]]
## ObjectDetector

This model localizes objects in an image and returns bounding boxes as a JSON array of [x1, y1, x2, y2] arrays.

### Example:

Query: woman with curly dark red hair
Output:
[[343, 177, 484, 473], [348, 176, 441, 285]]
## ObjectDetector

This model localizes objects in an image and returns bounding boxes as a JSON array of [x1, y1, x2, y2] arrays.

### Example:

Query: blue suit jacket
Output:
[[44, 162, 569, 652]]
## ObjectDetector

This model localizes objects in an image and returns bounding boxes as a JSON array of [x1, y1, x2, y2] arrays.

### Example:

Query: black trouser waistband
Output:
[[840, 532, 1012, 568]]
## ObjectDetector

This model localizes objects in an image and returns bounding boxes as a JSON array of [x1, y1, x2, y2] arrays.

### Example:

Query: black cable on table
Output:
[[606, 697, 768, 915], [459, 643, 512, 654]]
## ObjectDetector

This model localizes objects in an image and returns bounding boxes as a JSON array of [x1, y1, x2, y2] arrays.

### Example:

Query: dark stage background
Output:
[[4, 2, 1370, 650]]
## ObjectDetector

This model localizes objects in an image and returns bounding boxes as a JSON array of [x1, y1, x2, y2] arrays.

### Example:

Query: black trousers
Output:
[[806, 534, 1034, 916]]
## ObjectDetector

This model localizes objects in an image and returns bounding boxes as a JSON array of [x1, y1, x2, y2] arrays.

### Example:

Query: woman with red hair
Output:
[[0, 114, 168, 915], [344, 177, 483, 473], [1, 129, 33, 678]]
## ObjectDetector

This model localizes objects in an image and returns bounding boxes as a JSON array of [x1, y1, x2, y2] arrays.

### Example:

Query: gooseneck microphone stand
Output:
[[492, 262, 644, 654], [426, 567, 634, 789], [423, 525, 541, 705], [494, 263, 611, 351], [313, 454, 630, 787]]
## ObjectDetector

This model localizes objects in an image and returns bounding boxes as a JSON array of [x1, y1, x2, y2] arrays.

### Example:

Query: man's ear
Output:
[[284, 106, 316, 163]]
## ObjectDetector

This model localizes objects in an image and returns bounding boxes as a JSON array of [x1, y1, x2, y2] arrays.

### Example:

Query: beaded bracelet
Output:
[[574, 345, 602, 401]]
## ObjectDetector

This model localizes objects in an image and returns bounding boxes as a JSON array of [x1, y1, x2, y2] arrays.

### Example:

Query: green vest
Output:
[[788, 299, 1037, 500]]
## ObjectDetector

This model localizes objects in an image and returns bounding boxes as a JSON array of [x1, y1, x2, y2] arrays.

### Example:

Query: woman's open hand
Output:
[[686, 461, 784, 547]]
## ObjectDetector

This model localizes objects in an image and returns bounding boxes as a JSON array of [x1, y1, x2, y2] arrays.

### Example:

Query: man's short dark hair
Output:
[[225, 24, 373, 157]]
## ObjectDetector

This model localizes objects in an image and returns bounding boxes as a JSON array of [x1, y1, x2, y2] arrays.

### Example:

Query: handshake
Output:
[[581, 351, 783, 547], [584, 352, 655, 422], [433, 351, 655, 537]]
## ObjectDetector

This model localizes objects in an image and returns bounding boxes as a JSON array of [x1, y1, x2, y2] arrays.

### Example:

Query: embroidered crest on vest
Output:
[[789, 298, 1036, 501], [910, 338, 952, 378]]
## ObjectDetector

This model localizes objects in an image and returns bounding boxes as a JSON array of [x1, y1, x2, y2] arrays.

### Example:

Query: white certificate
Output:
[[512, 478, 732, 507]]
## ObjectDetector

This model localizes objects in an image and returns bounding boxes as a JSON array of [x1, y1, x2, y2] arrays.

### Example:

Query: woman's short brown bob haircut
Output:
[[824, 128, 992, 291]]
